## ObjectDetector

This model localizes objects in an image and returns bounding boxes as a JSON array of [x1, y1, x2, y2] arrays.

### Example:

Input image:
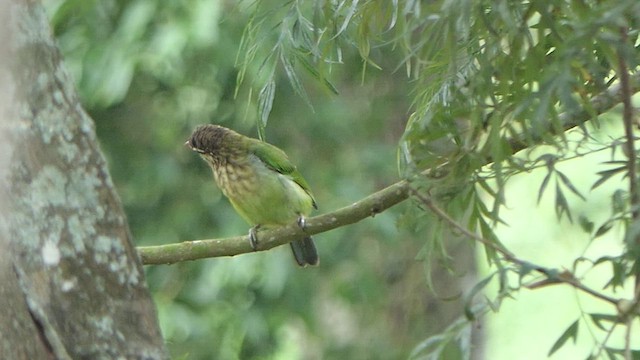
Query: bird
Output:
[[185, 124, 319, 266]]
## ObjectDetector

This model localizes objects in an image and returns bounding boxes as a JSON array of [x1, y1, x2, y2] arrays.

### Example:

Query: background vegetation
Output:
[[45, 0, 639, 359]]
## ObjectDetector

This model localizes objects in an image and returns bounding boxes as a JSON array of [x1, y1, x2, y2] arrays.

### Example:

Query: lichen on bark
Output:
[[0, 1, 167, 358]]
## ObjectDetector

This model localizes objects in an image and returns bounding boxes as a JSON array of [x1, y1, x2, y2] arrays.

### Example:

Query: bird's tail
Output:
[[290, 237, 319, 267]]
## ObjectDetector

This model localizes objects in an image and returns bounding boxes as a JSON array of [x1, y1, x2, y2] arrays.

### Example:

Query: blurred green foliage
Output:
[[45, 0, 640, 358]]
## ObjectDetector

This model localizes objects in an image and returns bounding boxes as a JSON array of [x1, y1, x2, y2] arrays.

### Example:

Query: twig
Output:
[[408, 187, 619, 305], [624, 316, 632, 360], [407, 187, 515, 258]]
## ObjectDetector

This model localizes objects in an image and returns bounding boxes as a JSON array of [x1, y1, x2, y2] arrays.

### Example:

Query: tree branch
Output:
[[617, 29, 640, 298], [509, 71, 640, 153], [138, 180, 410, 265], [138, 72, 640, 266]]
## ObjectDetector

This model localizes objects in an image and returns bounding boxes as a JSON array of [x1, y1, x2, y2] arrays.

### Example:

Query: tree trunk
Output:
[[0, 1, 167, 358]]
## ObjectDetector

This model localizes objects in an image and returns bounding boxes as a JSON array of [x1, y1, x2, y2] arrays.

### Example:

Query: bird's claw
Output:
[[249, 225, 260, 251]]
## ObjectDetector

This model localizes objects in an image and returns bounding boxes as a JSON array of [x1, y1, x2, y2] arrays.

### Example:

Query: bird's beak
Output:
[[185, 140, 206, 154]]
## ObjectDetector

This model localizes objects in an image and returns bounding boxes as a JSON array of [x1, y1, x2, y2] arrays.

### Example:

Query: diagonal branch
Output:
[[138, 72, 640, 266], [408, 187, 618, 305]]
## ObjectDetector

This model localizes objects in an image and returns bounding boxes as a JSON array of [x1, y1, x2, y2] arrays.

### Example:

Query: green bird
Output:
[[186, 124, 319, 266]]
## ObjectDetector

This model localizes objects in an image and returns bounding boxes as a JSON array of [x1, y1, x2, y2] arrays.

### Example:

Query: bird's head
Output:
[[186, 125, 246, 167], [186, 124, 231, 154]]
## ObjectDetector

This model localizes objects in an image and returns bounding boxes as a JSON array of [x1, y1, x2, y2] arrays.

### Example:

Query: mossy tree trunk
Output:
[[0, 1, 167, 358]]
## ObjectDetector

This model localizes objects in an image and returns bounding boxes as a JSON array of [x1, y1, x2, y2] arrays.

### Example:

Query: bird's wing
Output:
[[249, 139, 317, 209]]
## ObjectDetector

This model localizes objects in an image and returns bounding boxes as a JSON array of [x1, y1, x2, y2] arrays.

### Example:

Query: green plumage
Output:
[[186, 124, 319, 266]]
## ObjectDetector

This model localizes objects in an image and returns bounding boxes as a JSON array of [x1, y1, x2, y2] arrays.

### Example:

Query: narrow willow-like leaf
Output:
[[417, 217, 444, 292], [257, 77, 276, 128], [588, 313, 620, 331], [591, 165, 627, 190], [602, 347, 640, 359], [388, 0, 398, 30], [548, 320, 579, 356], [464, 273, 495, 321], [601, 257, 627, 290], [235, 11, 262, 98], [556, 170, 586, 201], [333, 0, 360, 39], [554, 182, 573, 222], [594, 221, 614, 238], [409, 311, 476, 360], [294, 52, 340, 94], [537, 170, 553, 204], [280, 52, 313, 109]]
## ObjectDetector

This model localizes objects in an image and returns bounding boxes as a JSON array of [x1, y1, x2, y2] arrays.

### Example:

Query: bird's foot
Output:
[[249, 225, 261, 251], [296, 215, 307, 231]]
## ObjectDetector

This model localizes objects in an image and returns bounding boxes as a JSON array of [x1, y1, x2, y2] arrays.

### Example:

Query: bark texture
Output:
[[0, 1, 167, 358]]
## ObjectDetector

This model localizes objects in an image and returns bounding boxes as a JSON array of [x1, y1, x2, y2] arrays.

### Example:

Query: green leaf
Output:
[[592, 165, 627, 190], [280, 52, 313, 109], [416, 218, 445, 292], [604, 259, 627, 290], [554, 182, 573, 222], [537, 170, 552, 204], [548, 319, 579, 356], [409, 313, 475, 360], [594, 221, 614, 238], [602, 347, 640, 360], [257, 77, 276, 128], [463, 273, 495, 321], [388, 0, 398, 30], [556, 170, 585, 201], [294, 52, 339, 95], [333, 0, 359, 39], [578, 215, 594, 234], [588, 313, 620, 331], [611, 189, 626, 214]]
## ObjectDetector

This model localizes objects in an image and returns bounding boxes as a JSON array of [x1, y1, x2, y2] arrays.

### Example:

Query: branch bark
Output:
[[617, 29, 640, 299], [139, 180, 410, 264], [139, 71, 640, 265]]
